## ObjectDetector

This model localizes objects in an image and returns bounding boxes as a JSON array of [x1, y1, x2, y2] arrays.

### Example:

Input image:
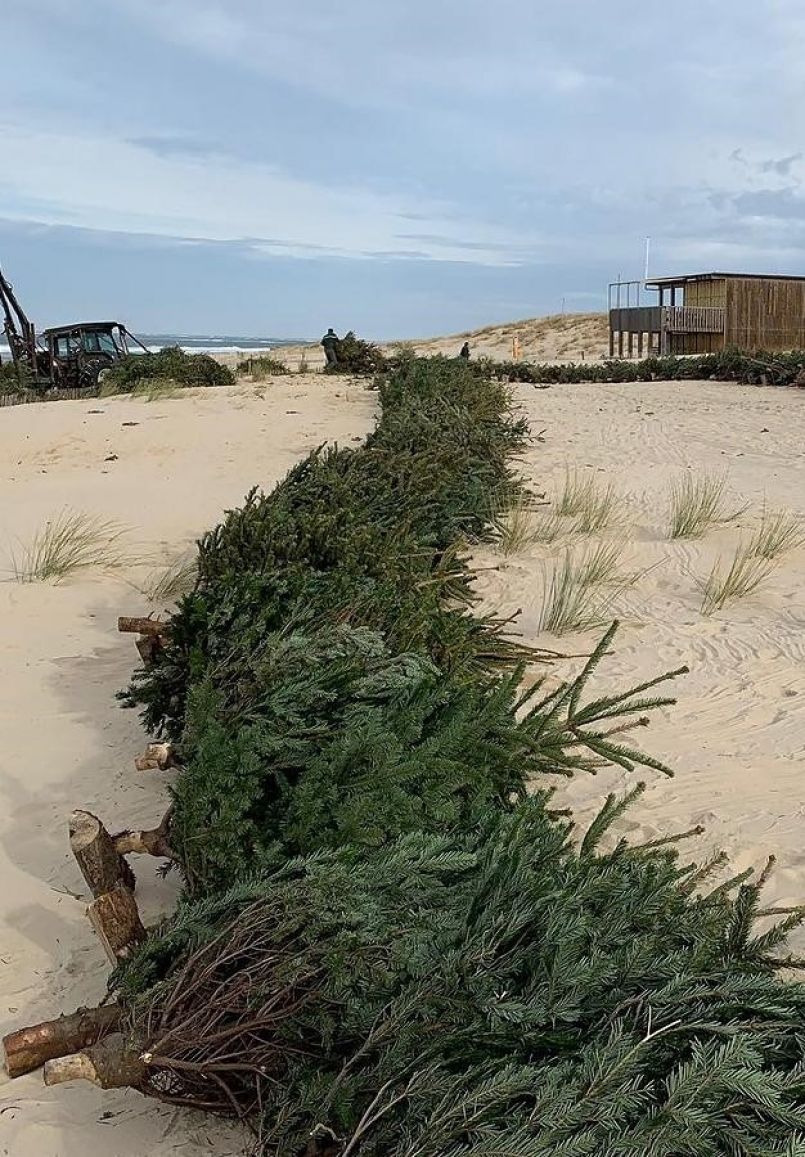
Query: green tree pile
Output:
[[120, 806, 805, 1155], [329, 330, 388, 374], [482, 348, 805, 386], [103, 345, 235, 389], [113, 355, 805, 1154]]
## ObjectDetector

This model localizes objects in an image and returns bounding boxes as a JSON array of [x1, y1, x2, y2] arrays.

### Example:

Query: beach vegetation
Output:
[[556, 467, 620, 534], [10, 510, 130, 582], [236, 354, 289, 378], [142, 553, 198, 607], [539, 541, 630, 634], [747, 505, 805, 560], [699, 541, 777, 615], [27, 351, 801, 1155], [668, 472, 745, 539], [488, 488, 552, 554]]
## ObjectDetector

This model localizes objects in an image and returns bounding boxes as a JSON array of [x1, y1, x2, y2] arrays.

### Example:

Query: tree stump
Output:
[[118, 616, 169, 638], [70, 810, 135, 897], [44, 1036, 147, 1090], [3, 1004, 120, 1078], [87, 883, 146, 964], [134, 742, 176, 772]]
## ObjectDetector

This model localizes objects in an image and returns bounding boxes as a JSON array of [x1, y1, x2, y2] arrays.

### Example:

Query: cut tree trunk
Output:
[[112, 806, 175, 861], [134, 742, 176, 772], [88, 883, 147, 964], [44, 1036, 147, 1090], [118, 616, 169, 638], [70, 810, 135, 897], [135, 635, 161, 665], [3, 1004, 120, 1079]]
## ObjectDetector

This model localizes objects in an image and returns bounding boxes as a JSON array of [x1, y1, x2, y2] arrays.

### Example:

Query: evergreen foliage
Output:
[[330, 330, 387, 374], [103, 345, 235, 389], [120, 802, 805, 1156], [476, 347, 805, 386], [115, 354, 805, 1154], [0, 358, 30, 393]]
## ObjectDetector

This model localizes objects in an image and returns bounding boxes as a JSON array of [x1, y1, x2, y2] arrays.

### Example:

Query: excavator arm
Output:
[[0, 264, 37, 371]]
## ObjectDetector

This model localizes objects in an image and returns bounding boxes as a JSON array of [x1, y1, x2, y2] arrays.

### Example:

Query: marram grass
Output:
[[700, 542, 777, 615], [539, 541, 631, 635], [11, 510, 130, 583], [668, 472, 745, 540], [556, 467, 621, 534]]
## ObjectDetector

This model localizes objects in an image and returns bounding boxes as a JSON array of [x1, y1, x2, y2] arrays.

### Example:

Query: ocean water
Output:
[[0, 333, 306, 360]]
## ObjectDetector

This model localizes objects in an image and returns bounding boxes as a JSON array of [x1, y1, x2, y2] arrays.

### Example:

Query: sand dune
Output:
[[273, 312, 609, 371], [1, 362, 805, 1155]]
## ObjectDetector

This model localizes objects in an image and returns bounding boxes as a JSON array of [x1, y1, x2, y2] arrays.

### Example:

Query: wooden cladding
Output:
[[725, 278, 805, 351]]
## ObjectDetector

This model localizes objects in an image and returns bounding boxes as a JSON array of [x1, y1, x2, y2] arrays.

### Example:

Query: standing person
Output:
[[459, 341, 470, 360], [321, 328, 339, 369]]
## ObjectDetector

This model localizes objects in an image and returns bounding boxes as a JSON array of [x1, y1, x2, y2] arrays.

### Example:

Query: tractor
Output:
[[0, 263, 147, 390]]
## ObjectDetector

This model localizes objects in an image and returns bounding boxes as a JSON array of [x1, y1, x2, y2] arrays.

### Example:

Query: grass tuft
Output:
[[237, 355, 289, 379], [747, 505, 805, 561], [699, 543, 777, 615], [556, 468, 619, 534], [489, 490, 550, 555], [668, 473, 745, 539], [11, 510, 130, 583], [539, 542, 630, 635], [144, 553, 198, 606]]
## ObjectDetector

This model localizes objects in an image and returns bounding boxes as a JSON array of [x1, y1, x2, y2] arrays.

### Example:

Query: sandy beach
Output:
[[0, 378, 376, 1156], [473, 378, 805, 933], [1, 369, 804, 1154]]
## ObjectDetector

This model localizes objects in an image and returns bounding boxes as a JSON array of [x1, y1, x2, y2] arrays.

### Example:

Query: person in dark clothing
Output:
[[321, 328, 339, 369], [459, 341, 470, 360]]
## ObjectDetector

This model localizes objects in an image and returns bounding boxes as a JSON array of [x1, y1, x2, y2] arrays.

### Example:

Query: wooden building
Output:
[[608, 272, 805, 357]]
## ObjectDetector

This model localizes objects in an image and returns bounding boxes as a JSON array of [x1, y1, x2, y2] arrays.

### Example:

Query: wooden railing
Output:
[[663, 307, 724, 334]]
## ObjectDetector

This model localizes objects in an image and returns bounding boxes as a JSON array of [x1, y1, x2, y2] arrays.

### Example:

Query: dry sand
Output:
[[472, 378, 805, 936], [1, 366, 805, 1155], [0, 378, 375, 1156]]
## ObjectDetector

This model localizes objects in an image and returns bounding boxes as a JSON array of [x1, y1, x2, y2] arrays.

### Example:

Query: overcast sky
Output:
[[2, 0, 804, 337]]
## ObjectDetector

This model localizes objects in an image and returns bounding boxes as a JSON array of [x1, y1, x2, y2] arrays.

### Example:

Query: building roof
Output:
[[646, 272, 805, 288]]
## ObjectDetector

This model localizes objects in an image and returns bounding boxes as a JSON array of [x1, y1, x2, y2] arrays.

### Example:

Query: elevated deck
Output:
[[608, 304, 726, 357]]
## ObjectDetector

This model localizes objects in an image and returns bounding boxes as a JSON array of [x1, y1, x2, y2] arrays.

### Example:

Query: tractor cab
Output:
[[40, 321, 137, 389], [1, 263, 148, 391]]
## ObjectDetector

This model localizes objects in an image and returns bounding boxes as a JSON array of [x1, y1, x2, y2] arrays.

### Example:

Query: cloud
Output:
[[760, 153, 803, 176], [0, 120, 532, 265]]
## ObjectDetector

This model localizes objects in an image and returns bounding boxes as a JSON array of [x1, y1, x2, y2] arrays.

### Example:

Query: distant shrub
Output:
[[0, 359, 32, 394], [236, 354, 289, 378], [103, 346, 235, 390]]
